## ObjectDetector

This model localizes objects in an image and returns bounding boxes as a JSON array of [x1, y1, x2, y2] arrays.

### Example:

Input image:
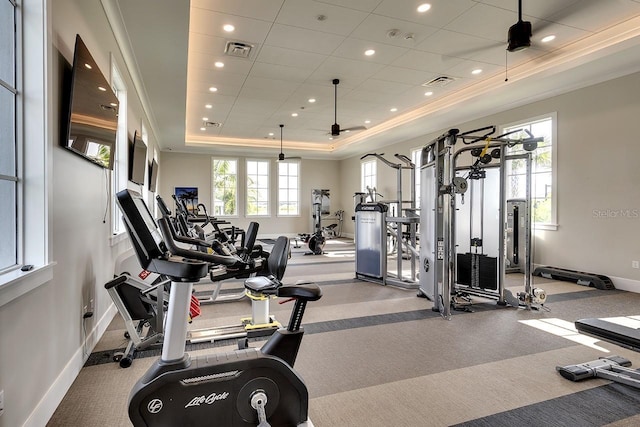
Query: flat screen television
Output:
[[64, 34, 118, 169], [148, 159, 159, 192], [129, 131, 148, 185]]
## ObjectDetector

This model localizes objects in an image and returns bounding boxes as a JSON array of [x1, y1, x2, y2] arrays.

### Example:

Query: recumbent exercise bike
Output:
[[117, 189, 322, 426]]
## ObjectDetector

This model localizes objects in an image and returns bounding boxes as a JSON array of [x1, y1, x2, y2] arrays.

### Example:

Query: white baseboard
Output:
[[608, 275, 640, 293], [24, 304, 117, 427]]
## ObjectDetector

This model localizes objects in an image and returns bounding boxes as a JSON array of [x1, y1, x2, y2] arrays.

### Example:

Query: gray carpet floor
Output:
[[48, 238, 640, 426]]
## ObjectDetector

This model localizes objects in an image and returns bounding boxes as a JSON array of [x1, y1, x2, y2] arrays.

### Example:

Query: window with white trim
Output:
[[1, 0, 49, 289], [110, 60, 127, 234], [411, 148, 422, 208], [503, 113, 557, 229], [361, 159, 376, 197], [0, 0, 18, 270], [277, 161, 299, 216], [212, 158, 237, 216], [246, 160, 269, 216]]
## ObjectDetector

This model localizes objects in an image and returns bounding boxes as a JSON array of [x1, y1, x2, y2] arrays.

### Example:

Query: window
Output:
[[0, 0, 18, 271], [503, 113, 557, 229], [411, 148, 422, 208], [110, 59, 127, 235], [246, 160, 269, 216], [212, 158, 237, 216], [277, 161, 299, 216], [361, 159, 376, 196], [1, 0, 50, 300]]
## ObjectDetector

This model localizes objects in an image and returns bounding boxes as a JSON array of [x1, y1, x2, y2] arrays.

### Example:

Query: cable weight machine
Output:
[[419, 125, 546, 319], [354, 153, 419, 289]]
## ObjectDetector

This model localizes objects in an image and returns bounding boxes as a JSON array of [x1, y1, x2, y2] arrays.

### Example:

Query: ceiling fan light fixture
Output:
[[507, 20, 532, 52], [279, 124, 285, 160]]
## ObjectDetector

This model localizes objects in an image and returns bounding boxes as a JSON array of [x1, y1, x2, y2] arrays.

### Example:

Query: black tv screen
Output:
[[129, 130, 147, 185], [148, 159, 158, 192], [65, 34, 118, 169]]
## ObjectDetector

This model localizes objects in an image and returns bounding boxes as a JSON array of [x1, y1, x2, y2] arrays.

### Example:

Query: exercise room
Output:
[[2, 0, 640, 426]]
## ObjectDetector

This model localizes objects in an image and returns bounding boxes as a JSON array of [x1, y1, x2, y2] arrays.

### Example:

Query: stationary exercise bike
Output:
[[116, 189, 322, 427], [306, 201, 325, 255]]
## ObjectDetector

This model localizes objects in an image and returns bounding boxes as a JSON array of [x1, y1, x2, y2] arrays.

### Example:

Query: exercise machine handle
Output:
[[394, 153, 414, 168], [361, 152, 401, 169], [157, 217, 240, 267]]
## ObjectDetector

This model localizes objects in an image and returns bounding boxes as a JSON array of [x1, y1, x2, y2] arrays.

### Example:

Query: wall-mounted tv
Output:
[[148, 159, 159, 192], [129, 131, 148, 185], [64, 34, 118, 169]]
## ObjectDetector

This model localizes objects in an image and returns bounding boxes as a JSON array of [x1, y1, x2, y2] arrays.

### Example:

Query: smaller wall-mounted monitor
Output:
[[129, 131, 147, 185], [148, 159, 159, 193]]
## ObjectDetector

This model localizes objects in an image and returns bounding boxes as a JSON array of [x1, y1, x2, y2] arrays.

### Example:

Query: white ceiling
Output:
[[112, 0, 640, 159]]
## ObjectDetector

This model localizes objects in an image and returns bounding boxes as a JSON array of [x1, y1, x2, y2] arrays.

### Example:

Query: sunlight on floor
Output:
[[324, 239, 351, 245], [519, 318, 610, 352], [324, 250, 355, 258]]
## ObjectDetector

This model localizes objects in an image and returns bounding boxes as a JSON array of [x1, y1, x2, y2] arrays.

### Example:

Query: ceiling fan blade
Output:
[[342, 125, 367, 132], [450, 42, 503, 59]]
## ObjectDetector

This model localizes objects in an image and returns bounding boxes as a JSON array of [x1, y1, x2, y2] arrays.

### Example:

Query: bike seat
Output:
[[277, 283, 322, 301], [244, 275, 281, 294]]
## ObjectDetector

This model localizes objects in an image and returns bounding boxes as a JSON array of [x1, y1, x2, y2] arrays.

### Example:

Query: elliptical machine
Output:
[[116, 189, 322, 427]]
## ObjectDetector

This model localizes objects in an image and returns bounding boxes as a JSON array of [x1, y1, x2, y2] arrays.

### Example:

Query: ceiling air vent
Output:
[[224, 41, 254, 58], [422, 76, 458, 87], [203, 121, 222, 128]]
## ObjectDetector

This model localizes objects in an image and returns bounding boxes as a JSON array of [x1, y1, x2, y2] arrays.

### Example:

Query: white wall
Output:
[[159, 153, 342, 236], [0, 1, 162, 426], [339, 71, 640, 290]]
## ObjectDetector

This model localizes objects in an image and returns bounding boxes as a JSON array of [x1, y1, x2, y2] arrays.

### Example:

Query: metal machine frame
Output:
[[419, 126, 544, 319], [354, 153, 420, 289]]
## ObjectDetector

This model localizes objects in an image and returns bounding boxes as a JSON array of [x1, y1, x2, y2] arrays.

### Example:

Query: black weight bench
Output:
[[557, 316, 640, 388]]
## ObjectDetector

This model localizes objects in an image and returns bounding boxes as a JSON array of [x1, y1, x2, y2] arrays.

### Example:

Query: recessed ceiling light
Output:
[[345, 129, 351, 133], [110, 102, 118, 107], [308, 98, 316, 103], [364, 120, 371, 124], [291, 113, 298, 117], [205, 104, 213, 109], [425, 91, 434, 96], [214, 61, 224, 68], [390, 107, 398, 112], [268, 132, 274, 136], [209, 87, 218, 92], [202, 117, 209, 121], [84, 63, 92, 69], [364, 49, 375, 56], [541, 35, 556, 43], [200, 127, 206, 131], [471, 68, 483, 75], [329, 137, 334, 140], [223, 24, 235, 32], [98, 86, 107, 91], [417, 3, 431, 13]]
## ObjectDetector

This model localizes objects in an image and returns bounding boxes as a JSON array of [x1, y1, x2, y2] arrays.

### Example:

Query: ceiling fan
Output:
[[507, 0, 532, 52], [451, 0, 556, 59], [277, 124, 300, 161], [330, 78, 366, 137]]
